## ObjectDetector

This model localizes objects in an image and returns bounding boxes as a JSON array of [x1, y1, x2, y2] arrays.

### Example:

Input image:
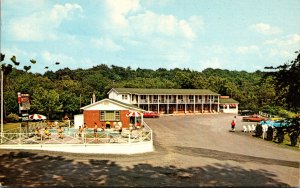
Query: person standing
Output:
[[94, 123, 98, 143], [231, 120, 236, 132]]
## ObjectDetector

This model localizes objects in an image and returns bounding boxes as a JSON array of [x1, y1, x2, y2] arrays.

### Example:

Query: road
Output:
[[0, 113, 299, 187]]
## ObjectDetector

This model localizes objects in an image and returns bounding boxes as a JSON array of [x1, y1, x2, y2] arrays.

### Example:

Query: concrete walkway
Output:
[[0, 113, 299, 187]]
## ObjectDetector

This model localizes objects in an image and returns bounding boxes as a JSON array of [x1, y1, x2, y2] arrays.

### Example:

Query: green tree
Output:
[[265, 51, 300, 112], [31, 87, 62, 118]]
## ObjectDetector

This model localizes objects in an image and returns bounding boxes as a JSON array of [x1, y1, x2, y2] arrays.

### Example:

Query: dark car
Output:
[[239, 110, 255, 116], [143, 111, 160, 118]]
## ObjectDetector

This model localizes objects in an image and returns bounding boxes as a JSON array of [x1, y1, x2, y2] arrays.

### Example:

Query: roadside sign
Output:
[[21, 113, 29, 122]]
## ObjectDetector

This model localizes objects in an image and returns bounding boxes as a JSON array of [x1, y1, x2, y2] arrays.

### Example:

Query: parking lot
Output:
[[0, 113, 299, 187]]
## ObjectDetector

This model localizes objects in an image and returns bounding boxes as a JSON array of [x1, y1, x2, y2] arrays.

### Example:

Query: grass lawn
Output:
[[3, 122, 21, 131]]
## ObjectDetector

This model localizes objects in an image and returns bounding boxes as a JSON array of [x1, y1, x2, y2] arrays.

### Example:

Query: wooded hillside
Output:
[[2, 51, 299, 119]]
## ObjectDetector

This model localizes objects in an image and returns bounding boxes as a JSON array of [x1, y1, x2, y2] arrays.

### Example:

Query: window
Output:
[[178, 95, 183, 100], [122, 95, 128, 100], [100, 111, 120, 121]]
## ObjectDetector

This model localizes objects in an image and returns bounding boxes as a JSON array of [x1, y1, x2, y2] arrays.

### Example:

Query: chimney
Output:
[[92, 93, 96, 103]]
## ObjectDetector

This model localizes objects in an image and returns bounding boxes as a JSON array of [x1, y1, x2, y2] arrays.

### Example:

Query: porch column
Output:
[[158, 95, 160, 113], [209, 95, 212, 112], [167, 95, 169, 114], [138, 95, 140, 108], [193, 95, 195, 113], [217, 95, 220, 112], [201, 95, 204, 113], [184, 95, 187, 113], [176, 95, 178, 113], [147, 95, 150, 111]]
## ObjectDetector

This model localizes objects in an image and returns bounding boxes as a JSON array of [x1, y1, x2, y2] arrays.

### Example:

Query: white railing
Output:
[[0, 121, 152, 146]]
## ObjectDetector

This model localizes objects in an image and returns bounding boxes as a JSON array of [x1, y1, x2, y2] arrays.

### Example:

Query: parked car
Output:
[[242, 115, 267, 122], [143, 111, 160, 118], [239, 110, 255, 116]]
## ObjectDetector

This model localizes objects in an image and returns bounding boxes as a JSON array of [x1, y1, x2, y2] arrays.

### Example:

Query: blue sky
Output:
[[1, 0, 300, 73]]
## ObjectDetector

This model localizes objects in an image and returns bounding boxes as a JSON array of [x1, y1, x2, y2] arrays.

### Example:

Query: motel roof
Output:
[[80, 98, 145, 111], [109, 88, 220, 95], [219, 98, 239, 104]]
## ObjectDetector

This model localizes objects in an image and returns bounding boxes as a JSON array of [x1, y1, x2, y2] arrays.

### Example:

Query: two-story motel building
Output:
[[108, 88, 229, 114]]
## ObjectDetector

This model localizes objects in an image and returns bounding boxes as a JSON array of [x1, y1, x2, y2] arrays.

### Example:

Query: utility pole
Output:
[[1, 69, 3, 143]]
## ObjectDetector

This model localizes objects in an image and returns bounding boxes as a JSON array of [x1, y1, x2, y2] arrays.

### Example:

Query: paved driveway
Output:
[[0, 114, 299, 187]]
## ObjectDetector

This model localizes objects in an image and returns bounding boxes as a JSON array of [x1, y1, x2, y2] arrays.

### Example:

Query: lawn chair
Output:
[[243, 125, 248, 132], [251, 124, 256, 132], [262, 125, 268, 132], [247, 125, 252, 132]]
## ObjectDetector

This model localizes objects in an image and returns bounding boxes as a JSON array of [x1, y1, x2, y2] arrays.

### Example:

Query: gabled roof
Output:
[[220, 98, 239, 104], [80, 98, 145, 111], [108, 88, 220, 95]]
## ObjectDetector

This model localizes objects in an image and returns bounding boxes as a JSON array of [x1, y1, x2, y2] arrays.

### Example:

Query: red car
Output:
[[242, 115, 267, 122], [143, 111, 160, 118]]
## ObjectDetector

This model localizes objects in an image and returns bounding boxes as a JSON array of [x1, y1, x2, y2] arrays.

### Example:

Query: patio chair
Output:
[[243, 125, 248, 132], [251, 124, 256, 132], [247, 125, 252, 132], [262, 125, 268, 132]]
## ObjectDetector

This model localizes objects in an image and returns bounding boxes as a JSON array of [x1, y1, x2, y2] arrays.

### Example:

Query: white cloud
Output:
[[263, 34, 300, 59], [91, 38, 124, 52], [128, 11, 199, 40], [250, 23, 281, 35], [267, 49, 294, 58], [104, 0, 201, 40], [264, 34, 300, 46], [41, 51, 75, 66], [105, 0, 140, 29], [50, 3, 82, 22], [2, 47, 37, 62], [8, 3, 82, 41], [235, 45, 259, 54], [201, 58, 221, 70]]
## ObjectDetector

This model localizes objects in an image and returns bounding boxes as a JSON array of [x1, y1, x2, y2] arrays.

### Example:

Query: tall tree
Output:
[[265, 51, 300, 112], [31, 87, 62, 118]]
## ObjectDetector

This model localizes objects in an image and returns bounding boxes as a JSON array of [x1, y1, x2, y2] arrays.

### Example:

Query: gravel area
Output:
[[0, 113, 299, 187]]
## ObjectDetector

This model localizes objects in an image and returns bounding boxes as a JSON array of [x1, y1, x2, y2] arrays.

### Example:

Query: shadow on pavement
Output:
[[0, 151, 290, 187], [173, 146, 299, 168]]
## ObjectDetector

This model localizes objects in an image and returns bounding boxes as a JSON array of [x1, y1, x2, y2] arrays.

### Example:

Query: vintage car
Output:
[[239, 110, 255, 116], [242, 115, 267, 122], [143, 111, 160, 118]]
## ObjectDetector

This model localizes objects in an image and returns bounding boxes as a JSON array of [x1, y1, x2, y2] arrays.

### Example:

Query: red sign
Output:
[[17, 92, 21, 104]]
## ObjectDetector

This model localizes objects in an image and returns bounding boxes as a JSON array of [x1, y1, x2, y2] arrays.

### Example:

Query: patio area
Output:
[[0, 122, 153, 154]]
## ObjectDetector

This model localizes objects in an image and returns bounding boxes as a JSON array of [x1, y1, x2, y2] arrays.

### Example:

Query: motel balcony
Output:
[[134, 99, 219, 104]]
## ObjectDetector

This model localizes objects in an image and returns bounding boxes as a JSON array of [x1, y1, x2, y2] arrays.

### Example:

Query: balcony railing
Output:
[[133, 98, 219, 104]]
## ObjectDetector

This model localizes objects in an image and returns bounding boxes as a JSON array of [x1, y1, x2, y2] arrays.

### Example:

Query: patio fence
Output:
[[0, 121, 153, 146]]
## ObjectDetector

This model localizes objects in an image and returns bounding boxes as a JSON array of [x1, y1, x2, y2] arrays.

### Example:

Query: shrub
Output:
[[289, 132, 298, 146], [275, 128, 285, 143], [6, 113, 19, 123], [255, 124, 263, 137], [266, 126, 274, 141], [278, 108, 296, 118]]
